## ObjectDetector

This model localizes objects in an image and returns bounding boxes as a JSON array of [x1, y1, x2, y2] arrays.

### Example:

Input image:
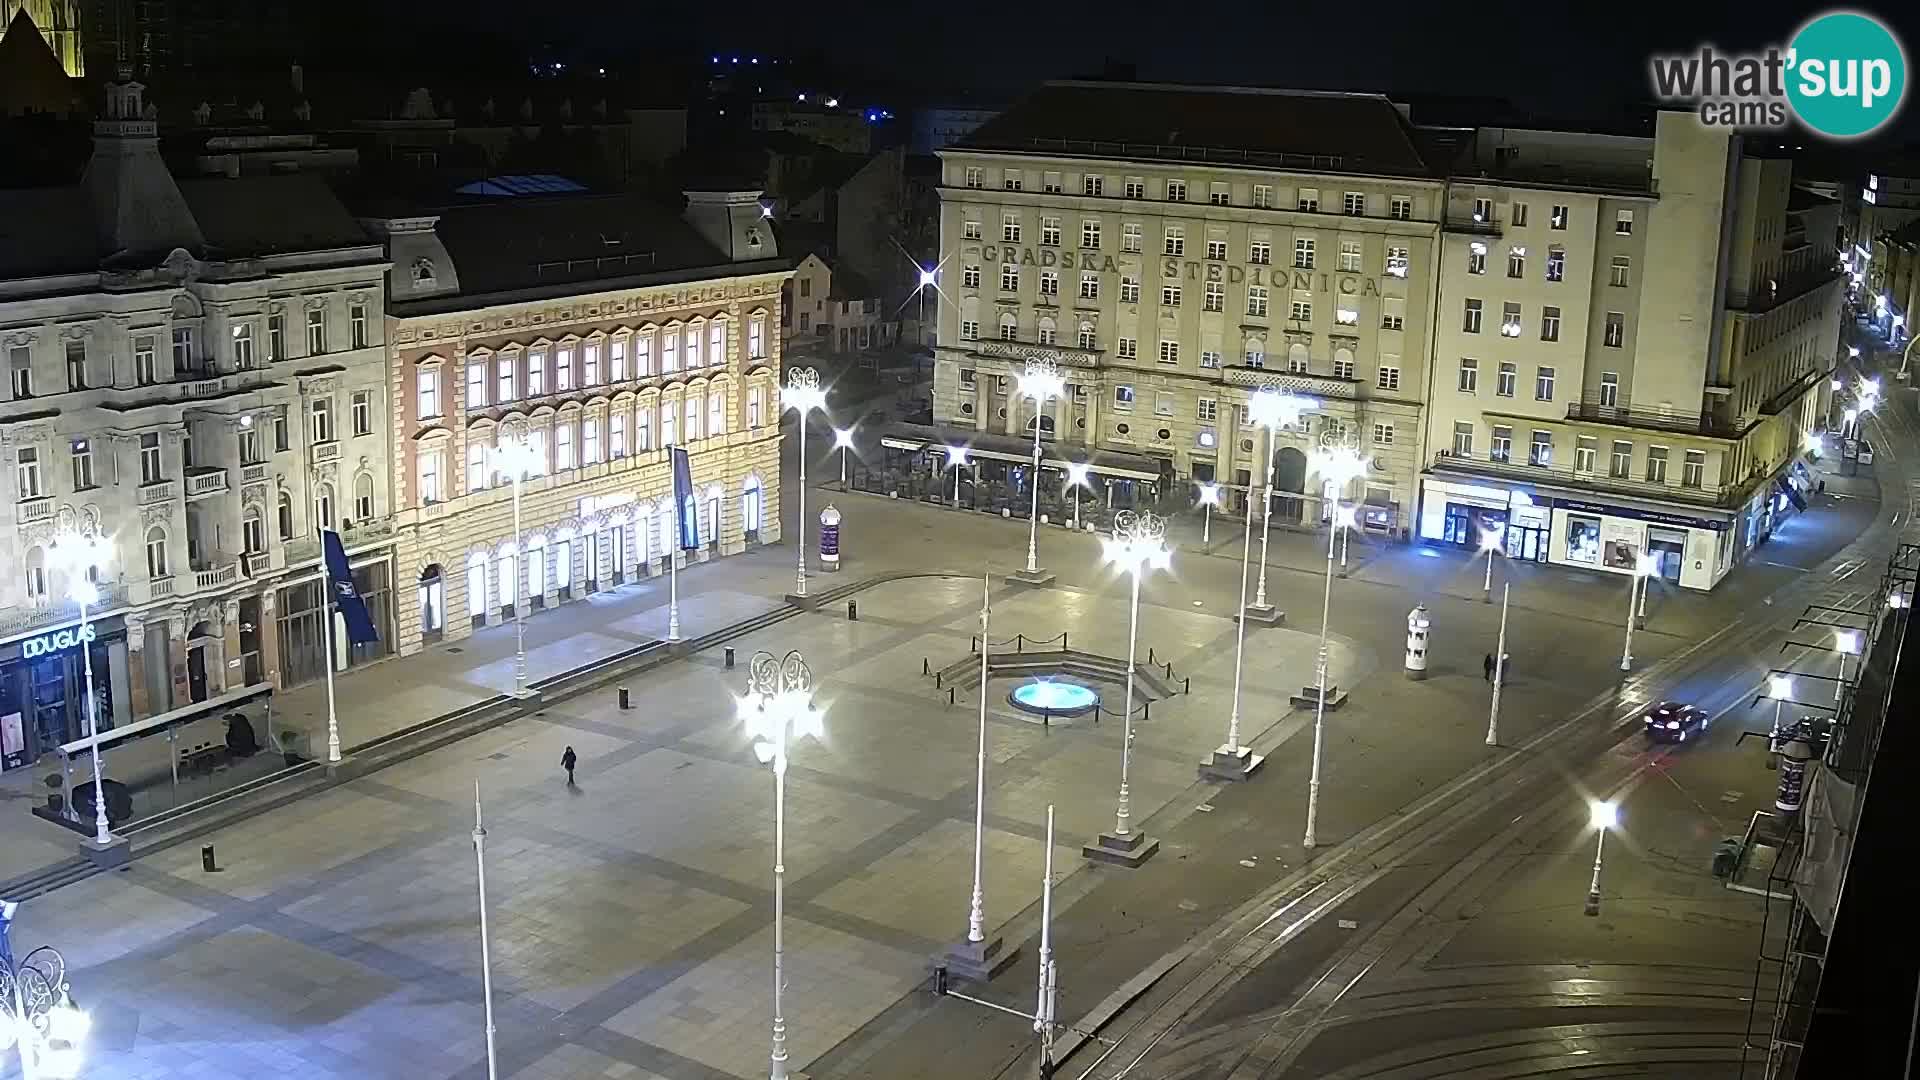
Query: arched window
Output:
[[998, 312, 1019, 341], [242, 504, 265, 554], [1287, 341, 1310, 373], [742, 476, 764, 538], [25, 546, 48, 602], [1025, 413, 1058, 437], [145, 526, 169, 578], [1333, 345, 1355, 379], [354, 472, 374, 522], [314, 482, 335, 532], [709, 388, 726, 436], [418, 563, 445, 640], [1037, 316, 1057, 346], [1245, 336, 1267, 369], [277, 490, 295, 540], [526, 541, 546, 600]]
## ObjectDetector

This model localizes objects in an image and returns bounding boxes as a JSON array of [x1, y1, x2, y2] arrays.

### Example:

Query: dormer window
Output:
[[412, 257, 437, 286], [746, 227, 763, 248]]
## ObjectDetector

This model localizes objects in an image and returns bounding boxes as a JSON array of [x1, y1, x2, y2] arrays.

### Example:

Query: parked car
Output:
[[1643, 701, 1712, 743]]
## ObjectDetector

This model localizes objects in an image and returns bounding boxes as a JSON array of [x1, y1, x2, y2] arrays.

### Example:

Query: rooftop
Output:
[[954, 81, 1439, 178]]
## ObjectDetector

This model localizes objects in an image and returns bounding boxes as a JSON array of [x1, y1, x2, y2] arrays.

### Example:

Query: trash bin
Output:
[[1712, 838, 1741, 878]]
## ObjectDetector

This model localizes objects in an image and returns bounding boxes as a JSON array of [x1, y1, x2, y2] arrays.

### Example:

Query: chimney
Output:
[[683, 189, 777, 263]]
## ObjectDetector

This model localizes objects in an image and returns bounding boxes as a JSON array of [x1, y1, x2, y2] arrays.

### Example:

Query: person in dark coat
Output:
[[561, 746, 577, 785], [1483, 653, 1495, 682]]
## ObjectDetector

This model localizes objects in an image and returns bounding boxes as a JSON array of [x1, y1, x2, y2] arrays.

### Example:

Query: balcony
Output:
[[136, 480, 176, 505], [1444, 214, 1503, 236], [136, 576, 178, 603], [0, 582, 126, 638], [241, 551, 273, 577], [16, 495, 54, 525], [310, 440, 341, 464], [968, 339, 1102, 369], [1223, 365, 1359, 400], [1430, 449, 1730, 507], [192, 561, 240, 590], [1565, 397, 1745, 439], [184, 466, 229, 499], [241, 462, 270, 485], [283, 517, 395, 566]]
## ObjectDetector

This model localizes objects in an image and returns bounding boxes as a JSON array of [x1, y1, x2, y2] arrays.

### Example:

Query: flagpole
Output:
[[668, 459, 682, 642]]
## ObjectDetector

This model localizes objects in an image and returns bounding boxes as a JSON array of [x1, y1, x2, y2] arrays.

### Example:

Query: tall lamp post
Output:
[[1017, 359, 1065, 581], [1303, 433, 1370, 850], [492, 424, 542, 699], [48, 531, 113, 848], [945, 577, 1012, 980], [1063, 462, 1091, 532], [471, 783, 499, 1080], [1246, 390, 1316, 620], [1085, 510, 1170, 867], [1618, 553, 1659, 672], [944, 445, 969, 506], [1485, 582, 1510, 747], [1478, 527, 1503, 604], [784, 368, 827, 599], [741, 650, 824, 1080], [1768, 674, 1793, 753], [1834, 630, 1861, 702], [1196, 483, 1220, 547], [1205, 473, 1263, 780], [0, 902, 91, 1080], [1583, 799, 1618, 916], [833, 427, 855, 489]]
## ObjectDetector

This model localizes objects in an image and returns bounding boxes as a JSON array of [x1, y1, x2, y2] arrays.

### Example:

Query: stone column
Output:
[[259, 587, 284, 688], [125, 614, 151, 719], [220, 599, 244, 695], [168, 616, 190, 707]]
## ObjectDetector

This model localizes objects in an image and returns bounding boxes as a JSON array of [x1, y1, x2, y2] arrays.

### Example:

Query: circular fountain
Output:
[[1008, 679, 1101, 721]]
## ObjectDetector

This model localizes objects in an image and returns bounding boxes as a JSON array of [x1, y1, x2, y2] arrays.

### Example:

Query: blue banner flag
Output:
[[672, 447, 700, 551], [323, 530, 381, 644]]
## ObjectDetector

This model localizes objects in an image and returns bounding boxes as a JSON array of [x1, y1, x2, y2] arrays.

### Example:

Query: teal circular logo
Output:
[[1787, 11, 1907, 139]]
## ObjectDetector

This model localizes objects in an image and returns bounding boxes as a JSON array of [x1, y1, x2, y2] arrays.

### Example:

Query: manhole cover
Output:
[[447, 647, 465, 654]]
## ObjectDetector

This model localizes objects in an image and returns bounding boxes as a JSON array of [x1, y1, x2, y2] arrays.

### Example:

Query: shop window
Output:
[[1565, 516, 1601, 564]]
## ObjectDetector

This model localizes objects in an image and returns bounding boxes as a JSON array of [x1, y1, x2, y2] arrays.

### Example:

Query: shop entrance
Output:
[[1648, 528, 1688, 583], [1444, 503, 1507, 547], [1505, 520, 1546, 561]]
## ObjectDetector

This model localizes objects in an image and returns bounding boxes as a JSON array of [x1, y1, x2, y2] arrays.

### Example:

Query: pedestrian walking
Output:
[[561, 745, 577, 785], [1483, 653, 1495, 682]]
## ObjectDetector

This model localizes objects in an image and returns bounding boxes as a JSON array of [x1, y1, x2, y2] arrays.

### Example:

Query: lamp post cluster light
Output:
[[1246, 390, 1317, 621], [1085, 509, 1170, 867], [1015, 358, 1066, 584], [47, 529, 115, 848], [1, 902, 90, 1080], [493, 421, 545, 684], [1302, 431, 1370, 849], [784, 368, 828, 600]]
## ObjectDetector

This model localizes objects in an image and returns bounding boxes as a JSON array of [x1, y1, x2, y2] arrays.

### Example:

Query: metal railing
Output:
[[1566, 397, 1744, 438]]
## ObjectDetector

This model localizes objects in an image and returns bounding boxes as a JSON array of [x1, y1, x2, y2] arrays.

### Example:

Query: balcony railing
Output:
[[310, 441, 341, 464], [184, 466, 229, 498], [16, 496, 54, 524], [145, 576, 177, 600], [193, 562, 239, 590], [1431, 449, 1730, 506], [1223, 365, 1359, 400], [136, 480, 176, 505], [241, 463, 270, 485], [283, 518, 395, 565], [1566, 397, 1744, 438], [1444, 214, 1502, 236], [0, 582, 126, 637], [241, 551, 272, 577]]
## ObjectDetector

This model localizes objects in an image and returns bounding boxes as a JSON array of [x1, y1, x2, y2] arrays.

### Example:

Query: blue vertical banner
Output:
[[672, 447, 701, 551], [323, 530, 381, 644]]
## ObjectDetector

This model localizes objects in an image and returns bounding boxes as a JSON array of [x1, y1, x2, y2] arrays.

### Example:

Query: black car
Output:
[[1643, 701, 1712, 743]]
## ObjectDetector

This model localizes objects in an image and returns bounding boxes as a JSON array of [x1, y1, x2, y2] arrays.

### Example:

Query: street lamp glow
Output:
[[945, 444, 968, 467], [832, 427, 855, 450], [1063, 460, 1092, 531], [1803, 432, 1822, 453], [1095, 510, 1168, 855], [1769, 673, 1793, 700], [1246, 390, 1318, 612], [1835, 629, 1861, 655], [1589, 799, 1618, 831], [1862, 376, 1880, 396], [1197, 482, 1221, 506], [739, 650, 822, 1080], [1849, 346, 1861, 359], [47, 530, 113, 844], [785, 367, 828, 599], [1302, 433, 1369, 849], [1017, 359, 1067, 575], [918, 265, 938, 289]]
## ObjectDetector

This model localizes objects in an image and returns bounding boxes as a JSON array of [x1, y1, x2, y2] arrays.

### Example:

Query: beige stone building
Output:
[[931, 82, 1446, 535], [1422, 115, 1843, 590], [366, 189, 789, 657]]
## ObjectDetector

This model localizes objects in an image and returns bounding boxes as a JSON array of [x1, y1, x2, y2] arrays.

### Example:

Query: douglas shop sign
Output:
[[22, 624, 96, 659]]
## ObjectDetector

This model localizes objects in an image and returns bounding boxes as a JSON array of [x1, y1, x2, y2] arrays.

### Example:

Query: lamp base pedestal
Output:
[[1200, 744, 1265, 782], [1083, 830, 1160, 868], [1584, 890, 1601, 916], [937, 935, 1018, 983], [80, 834, 132, 868], [784, 593, 821, 610], [507, 687, 541, 703], [1239, 604, 1285, 626], [1009, 568, 1056, 587], [1289, 685, 1349, 711]]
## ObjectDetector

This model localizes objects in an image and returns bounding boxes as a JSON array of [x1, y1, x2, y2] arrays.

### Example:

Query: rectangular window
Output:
[[963, 219, 982, 240], [1550, 204, 1569, 230], [1610, 441, 1633, 478], [528, 349, 547, 394], [1161, 284, 1182, 307], [420, 449, 443, 503], [1166, 178, 1186, 201], [965, 167, 983, 189], [498, 355, 515, 401], [611, 414, 627, 458], [610, 338, 627, 381], [1609, 256, 1631, 287], [230, 324, 253, 369], [1154, 391, 1174, 416], [1575, 436, 1597, 473], [1530, 430, 1552, 466], [638, 408, 652, 449], [1041, 270, 1060, 296], [1117, 337, 1137, 360], [1501, 301, 1522, 337], [1382, 298, 1406, 331], [1385, 245, 1409, 277], [1199, 349, 1220, 368], [1079, 273, 1099, 300], [1377, 365, 1400, 391], [1247, 286, 1268, 317], [749, 386, 764, 429], [1646, 445, 1669, 483], [1209, 183, 1230, 206], [1197, 398, 1218, 421], [305, 308, 326, 354], [1204, 281, 1224, 311], [267, 314, 286, 361], [1511, 202, 1530, 227], [636, 334, 653, 375], [583, 342, 600, 384], [1081, 325, 1099, 350], [1490, 425, 1513, 462], [1535, 365, 1556, 400], [1206, 238, 1227, 261], [961, 320, 979, 341], [1294, 237, 1315, 269], [1000, 319, 1018, 341], [351, 390, 371, 436], [1683, 450, 1706, 488], [1158, 340, 1179, 365], [1507, 247, 1526, 277], [1252, 184, 1273, 208], [1343, 191, 1365, 216], [556, 422, 576, 469], [171, 327, 193, 372], [662, 332, 679, 372], [1163, 226, 1184, 256], [1546, 247, 1565, 282], [418, 367, 441, 418], [1081, 220, 1101, 249], [310, 396, 334, 443], [467, 444, 486, 491], [1003, 214, 1021, 242], [1467, 242, 1487, 275], [134, 336, 158, 384], [1599, 371, 1620, 407], [61, 340, 85, 390], [1615, 209, 1634, 234], [1288, 351, 1309, 374], [964, 265, 981, 288], [1473, 197, 1493, 222], [274, 407, 289, 451], [1335, 307, 1359, 326], [1604, 312, 1625, 348], [138, 433, 162, 483], [1333, 356, 1355, 379], [1390, 195, 1412, 220], [1125, 177, 1145, 199], [1458, 357, 1479, 393], [661, 401, 677, 446], [1340, 240, 1362, 272], [1249, 240, 1271, 265], [1042, 172, 1063, 194], [1123, 223, 1143, 252], [1083, 174, 1103, 196], [684, 326, 702, 370], [710, 391, 726, 436], [1037, 323, 1056, 345], [1496, 361, 1516, 397], [1114, 385, 1135, 409], [15, 447, 40, 498], [1001, 263, 1020, 292], [238, 427, 259, 465], [350, 303, 369, 348], [1541, 307, 1561, 342], [1452, 421, 1474, 456], [748, 316, 765, 359], [1298, 188, 1319, 212], [1003, 171, 1022, 191], [1463, 299, 1483, 333], [1373, 422, 1394, 446], [1040, 216, 1061, 246]]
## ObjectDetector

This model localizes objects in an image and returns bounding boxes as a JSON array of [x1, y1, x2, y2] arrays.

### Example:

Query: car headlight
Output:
[[1667, 720, 1681, 729]]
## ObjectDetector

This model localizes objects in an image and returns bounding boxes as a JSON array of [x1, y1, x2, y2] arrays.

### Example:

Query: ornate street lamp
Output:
[[1245, 390, 1316, 618], [1086, 510, 1170, 867], [492, 423, 543, 694], [784, 368, 828, 599], [1302, 432, 1370, 849], [1, 902, 90, 1080], [47, 529, 113, 845], [1016, 359, 1066, 580]]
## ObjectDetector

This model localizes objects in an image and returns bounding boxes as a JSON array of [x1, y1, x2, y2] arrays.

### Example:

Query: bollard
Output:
[[948, 688, 956, 706], [618, 686, 631, 710], [848, 599, 858, 621], [724, 646, 736, 669], [1144, 701, 1152, 722], [1184, 676, 1191, 694], [1149, 647, 1157, 665], [201, 843, 218, 873], [936, 672, 943, 689], [922, 657, 931, 676], [1165, 662, 1173, 679]]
